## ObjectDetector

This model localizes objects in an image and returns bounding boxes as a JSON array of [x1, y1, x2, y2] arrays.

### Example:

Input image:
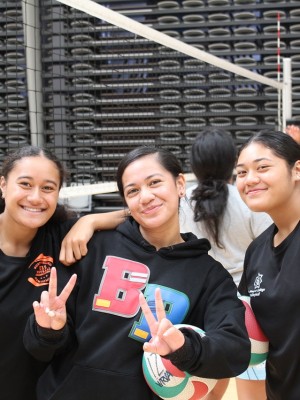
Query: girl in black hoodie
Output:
[[25, 146, 250, 400]]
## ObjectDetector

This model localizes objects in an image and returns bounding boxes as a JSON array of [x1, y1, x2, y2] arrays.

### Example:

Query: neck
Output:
[[139, 224, 184, 250], [0, 215, 37, 257], [270, 200, 300, 246]]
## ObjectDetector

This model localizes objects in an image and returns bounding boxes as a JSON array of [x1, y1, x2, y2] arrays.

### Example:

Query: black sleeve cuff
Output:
[[36, 323, 67, 343], [162, 327, 200, 367]]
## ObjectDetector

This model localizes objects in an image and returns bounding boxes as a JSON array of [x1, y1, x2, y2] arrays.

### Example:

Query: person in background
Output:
[[25, 146, 250, 400], [285, 119, 300, 144], [179, 128, 272, 400], [236, 130, 300, 400], [0, 145, 125, 400]]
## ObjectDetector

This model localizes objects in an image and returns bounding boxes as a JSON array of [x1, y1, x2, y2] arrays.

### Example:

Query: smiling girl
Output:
[[236, 130, 300, 400], [25, 146, 250, 400], [0, 146, 76, 400], [0, 146, 127, 400]]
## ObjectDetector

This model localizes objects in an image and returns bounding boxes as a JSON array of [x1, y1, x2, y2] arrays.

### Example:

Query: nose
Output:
[[244, 170, 260, 185], [27, 187, 43, 203], [139, 186, 155, 203]]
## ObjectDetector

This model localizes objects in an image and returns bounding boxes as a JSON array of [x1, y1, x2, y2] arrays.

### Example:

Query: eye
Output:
[[19, 181, 31, 188], [257, 165, 269, 171], [42, 185, 56, 192], [126, 187, 139, 197], [236, 170, 247, 177], [149, 179, 162, 186]]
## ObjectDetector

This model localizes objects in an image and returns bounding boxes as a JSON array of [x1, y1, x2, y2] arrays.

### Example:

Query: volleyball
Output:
[[239, 295, 269, 365], [142, 324, 217, 400]]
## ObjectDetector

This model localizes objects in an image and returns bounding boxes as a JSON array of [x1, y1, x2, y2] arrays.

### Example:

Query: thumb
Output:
[[163, 326, 185, 352]]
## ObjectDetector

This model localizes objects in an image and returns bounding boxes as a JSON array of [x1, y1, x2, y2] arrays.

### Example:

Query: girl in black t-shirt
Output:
[[236, 130, 300, 400]]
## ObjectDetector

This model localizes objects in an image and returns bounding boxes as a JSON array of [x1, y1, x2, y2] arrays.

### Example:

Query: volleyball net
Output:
[[11, 0, 294, 198]]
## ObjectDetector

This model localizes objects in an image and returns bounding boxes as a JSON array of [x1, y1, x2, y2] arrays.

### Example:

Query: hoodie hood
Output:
[[116, 218, 211, 259]]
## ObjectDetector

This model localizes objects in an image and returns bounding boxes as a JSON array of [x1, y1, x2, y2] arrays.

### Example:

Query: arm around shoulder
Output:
[[60, 209, 128, 265]]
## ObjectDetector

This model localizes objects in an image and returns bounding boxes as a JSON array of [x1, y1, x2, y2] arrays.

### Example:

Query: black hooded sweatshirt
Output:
[[24, 218, 250, 400]]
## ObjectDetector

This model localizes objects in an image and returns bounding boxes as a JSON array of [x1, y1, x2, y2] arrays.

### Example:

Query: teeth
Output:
[[23, 207, 43, 212]]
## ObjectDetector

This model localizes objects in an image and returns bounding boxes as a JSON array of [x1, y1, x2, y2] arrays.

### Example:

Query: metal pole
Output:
[[22, 0, 44, 146], [277, 12, 282, 129], [282, 58, 292, 131]]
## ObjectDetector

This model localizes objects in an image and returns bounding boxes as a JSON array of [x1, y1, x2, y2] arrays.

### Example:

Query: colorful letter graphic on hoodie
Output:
[[93, 255, 189, 342], [93, 255, 150, 317], [131, 284, 189, 341]]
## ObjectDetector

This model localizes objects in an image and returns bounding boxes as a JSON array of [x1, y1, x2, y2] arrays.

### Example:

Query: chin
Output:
[[248, 203, 268, 213], [22, 217, 49, 229]]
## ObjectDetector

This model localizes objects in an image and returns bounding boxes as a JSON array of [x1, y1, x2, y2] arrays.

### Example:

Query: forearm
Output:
[[87, 209, 129, 231], [60, 210, 129, 265], [164, 326, 250, 379]]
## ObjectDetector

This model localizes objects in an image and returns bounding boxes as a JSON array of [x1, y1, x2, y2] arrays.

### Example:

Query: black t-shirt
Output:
[[0, 220, 75, 400], [239, 221, 300, 400]]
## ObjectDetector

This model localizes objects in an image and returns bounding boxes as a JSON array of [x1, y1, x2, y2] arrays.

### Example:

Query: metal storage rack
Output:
[[1, 0, 300, 211], [0, 1, 31, 166]]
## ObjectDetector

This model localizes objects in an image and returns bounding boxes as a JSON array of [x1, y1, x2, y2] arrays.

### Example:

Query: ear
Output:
[[294, 160, 300, 181], [0, 176, 6, 198], [176, 173, 186, 197]]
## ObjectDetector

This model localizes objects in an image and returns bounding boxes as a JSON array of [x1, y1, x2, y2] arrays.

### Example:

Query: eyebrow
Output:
[[16, 175, 59, 187], [124, 173, 164, 190], [236, 157, 272, 168]]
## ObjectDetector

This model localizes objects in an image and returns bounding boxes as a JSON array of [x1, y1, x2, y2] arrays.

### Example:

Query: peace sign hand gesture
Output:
[[139, 288, 185, 356], [32, 267, 77, 331]]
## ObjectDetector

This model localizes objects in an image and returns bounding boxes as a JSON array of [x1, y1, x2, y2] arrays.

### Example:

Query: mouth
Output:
[[142, 204, 162, 214], [245, 188, 266, 196], [22, 206, 45, 213]]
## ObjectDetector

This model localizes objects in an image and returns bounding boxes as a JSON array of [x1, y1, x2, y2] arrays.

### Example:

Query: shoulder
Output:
[[45, 218, 78, 237], [204, 254, 237, 288], [227, 185, 272, 230], [224, 185, 253, 227], [85, 227, 122, 248], [227, 184, 248, 207], [179, 185, 199, 232], [246, 224, 274, 255], [227, 185, 250, 214], [181, 184, 197, 210]]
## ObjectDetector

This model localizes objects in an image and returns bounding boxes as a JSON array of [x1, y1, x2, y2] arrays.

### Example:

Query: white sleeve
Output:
[[249, 211, 273, 238]]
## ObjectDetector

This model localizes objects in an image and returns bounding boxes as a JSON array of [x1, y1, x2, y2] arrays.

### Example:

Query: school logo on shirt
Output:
[[249, 273, 265, 297], [27, 253, 53, 287], [254, 273, 263, 290]]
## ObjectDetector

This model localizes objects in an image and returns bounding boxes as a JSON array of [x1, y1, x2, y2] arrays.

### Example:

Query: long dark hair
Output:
[[190, 128, 237, 248], [0, 145, 73, 223], [238, 130, 300, 167], [116, 146, 183, 200]]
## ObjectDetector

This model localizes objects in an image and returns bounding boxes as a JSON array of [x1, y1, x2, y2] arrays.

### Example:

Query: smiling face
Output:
[[236, 142, 299, 216], [122, 153, 185, 237], [0, 155, 60, 231]]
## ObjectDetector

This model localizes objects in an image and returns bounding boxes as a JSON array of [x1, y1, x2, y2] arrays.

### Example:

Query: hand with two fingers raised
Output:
[[32, 267, 77, 331], [139, 288, 185, 356]]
